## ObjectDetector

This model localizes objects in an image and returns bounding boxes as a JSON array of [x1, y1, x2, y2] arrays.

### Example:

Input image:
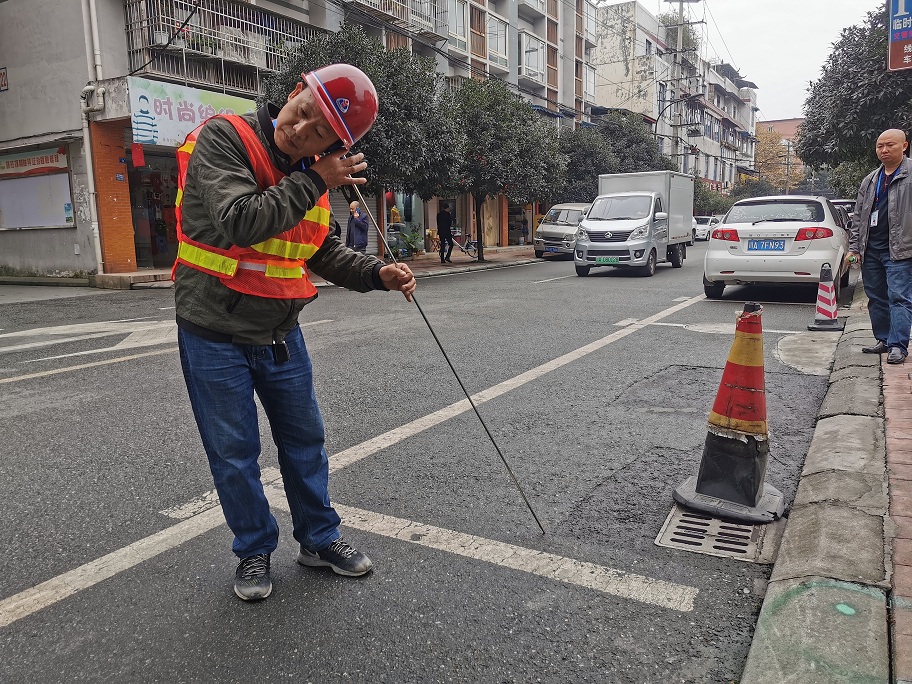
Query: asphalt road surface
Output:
[[0, 243, 844, 683]]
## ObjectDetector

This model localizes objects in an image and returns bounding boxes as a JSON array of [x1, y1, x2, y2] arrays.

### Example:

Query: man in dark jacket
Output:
[[174, 64, 415, 601], [436, 201, 454, 263], [846, 128, 912, 364], [346, 201, 369, 253]]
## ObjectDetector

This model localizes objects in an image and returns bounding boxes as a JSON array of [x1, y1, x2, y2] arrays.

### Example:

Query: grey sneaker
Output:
[[296, 537, 373, 577], [234, 553, 272, 601]]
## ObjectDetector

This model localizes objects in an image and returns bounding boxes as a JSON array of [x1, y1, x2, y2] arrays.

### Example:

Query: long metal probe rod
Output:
[[350, 185, 546, 535]]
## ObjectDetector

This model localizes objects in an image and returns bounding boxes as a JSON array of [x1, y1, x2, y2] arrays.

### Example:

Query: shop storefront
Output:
[[126, 77, 256, 269]]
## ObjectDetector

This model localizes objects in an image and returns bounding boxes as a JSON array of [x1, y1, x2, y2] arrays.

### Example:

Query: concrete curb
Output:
[[740, 282, 891, 683]]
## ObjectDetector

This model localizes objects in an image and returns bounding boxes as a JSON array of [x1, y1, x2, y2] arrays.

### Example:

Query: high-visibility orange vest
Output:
[[173, 114, 330, 299]]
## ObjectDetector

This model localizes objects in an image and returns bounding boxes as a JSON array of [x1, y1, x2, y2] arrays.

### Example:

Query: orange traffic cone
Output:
[[807, 262, 845, 331], [673, 302, 785, 523]]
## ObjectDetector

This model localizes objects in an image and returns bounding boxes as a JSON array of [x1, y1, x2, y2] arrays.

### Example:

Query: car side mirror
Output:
[[654, 212, 668, 221]]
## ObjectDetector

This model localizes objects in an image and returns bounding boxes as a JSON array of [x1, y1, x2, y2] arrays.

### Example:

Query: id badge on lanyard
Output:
[[872, 168, 885, 227]]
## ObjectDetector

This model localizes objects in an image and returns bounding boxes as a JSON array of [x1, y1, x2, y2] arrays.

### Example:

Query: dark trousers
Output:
[[439, 232, 454, 261]]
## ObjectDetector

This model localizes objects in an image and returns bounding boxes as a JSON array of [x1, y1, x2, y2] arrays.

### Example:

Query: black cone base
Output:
[[673, 476, 784, 523], [807, 319, 845, 332]]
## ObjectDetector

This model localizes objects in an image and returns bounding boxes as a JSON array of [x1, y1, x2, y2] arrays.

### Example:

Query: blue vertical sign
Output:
[[889, 0, 912, 71]]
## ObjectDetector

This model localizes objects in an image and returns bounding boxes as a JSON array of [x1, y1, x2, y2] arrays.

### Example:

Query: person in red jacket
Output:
[[174, 64, 415, 601]]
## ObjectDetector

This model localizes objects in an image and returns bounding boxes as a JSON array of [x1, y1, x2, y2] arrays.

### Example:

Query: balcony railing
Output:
[[349, 0, 446, 38], [125, 0, 325, 97]]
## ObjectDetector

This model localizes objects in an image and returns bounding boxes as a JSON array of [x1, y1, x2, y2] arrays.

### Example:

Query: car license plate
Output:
[[545, 247, 560, 253], [595, 256, 619, 264], [747, 239, 785, 251]]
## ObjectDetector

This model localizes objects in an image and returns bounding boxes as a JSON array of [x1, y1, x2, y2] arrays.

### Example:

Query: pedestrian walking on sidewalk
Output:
[[172, 64, 416, 602], [346, 201, 369, 254], [437, 202, 454, 263], [846, 128, 912, 365]]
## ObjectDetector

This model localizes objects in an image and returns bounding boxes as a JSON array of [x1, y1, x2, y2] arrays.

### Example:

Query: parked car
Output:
[[694, 215, 720, 241], [533, 203, 590, 258], [703, 196, 850, 299], [831, 198, 856, 219]]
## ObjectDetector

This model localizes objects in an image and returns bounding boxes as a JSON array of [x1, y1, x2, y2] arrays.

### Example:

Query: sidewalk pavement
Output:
[[0, 245, 539, 290], [740, 284, 899, 684]]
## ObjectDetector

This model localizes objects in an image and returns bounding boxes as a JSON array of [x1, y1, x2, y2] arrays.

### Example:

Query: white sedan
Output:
[[694, 216, 719, 241], [703, 196, 849, 299]]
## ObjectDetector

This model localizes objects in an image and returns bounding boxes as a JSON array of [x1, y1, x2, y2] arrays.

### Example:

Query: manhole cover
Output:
[[654, 505, 784, 564]]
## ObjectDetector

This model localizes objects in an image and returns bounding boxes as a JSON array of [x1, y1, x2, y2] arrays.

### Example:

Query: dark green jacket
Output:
[[174, 104, 386, 345]]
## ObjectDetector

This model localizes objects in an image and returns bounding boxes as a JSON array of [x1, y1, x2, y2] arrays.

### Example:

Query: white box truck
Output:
[[574, 171, 695, 277]]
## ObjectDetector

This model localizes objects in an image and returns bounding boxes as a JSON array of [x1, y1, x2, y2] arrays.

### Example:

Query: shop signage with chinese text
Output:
[[0, 148, 67, 180], [127, 77, 256, 147]]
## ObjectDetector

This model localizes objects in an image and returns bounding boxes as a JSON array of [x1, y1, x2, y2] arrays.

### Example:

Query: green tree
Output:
[[554, 126, 619, 202], [729, 177, 777, 201], [260, 23, 462, 198], [693, 176, 733, 215], [796, 8, 912, 169], [596, 111, 677, 174], [829, 160, 871, 198], [450, 78, 565, 261], [657, 12, 701, 56]]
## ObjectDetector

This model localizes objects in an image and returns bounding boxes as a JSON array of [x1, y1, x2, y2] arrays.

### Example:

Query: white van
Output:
[[533, 203, 590, 258]]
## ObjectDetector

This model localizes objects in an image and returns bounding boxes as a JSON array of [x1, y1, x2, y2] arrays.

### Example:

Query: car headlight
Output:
[[535, 230, 542, 239], [577, 227, 589, 241], [563, 233, 576, 242], [629, 224, 649, 240]]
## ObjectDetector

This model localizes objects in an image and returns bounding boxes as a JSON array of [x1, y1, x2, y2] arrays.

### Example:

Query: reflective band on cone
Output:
[[807, 262, 845, 331], [673, 302, 785, 524]]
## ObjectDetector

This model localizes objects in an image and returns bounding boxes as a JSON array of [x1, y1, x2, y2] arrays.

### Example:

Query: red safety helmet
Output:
[[303, 64, 379, 150]]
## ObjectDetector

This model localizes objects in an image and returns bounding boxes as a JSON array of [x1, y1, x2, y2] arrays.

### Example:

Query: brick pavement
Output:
[[887, 353, 912, 684]]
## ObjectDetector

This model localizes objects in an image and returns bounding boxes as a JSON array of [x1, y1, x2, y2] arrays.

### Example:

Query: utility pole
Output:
[[784, 139, 792, 194], [674, 0, 684, 172]]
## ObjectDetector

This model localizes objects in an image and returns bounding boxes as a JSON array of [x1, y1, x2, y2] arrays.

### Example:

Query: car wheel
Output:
[[575, 264, 590, 277], [638, 250, 657, 277], [669, 244, 684, 268], [703, 275, 725, 299], [534, 249, 544, 258]]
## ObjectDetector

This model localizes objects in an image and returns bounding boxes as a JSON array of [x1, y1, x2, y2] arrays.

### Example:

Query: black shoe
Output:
[[862, 341, 888, 354], [234, 553, 272, 601], [445, 258, 452, 263], [888, 347, 907, 364], [296, 537, 373, 577]]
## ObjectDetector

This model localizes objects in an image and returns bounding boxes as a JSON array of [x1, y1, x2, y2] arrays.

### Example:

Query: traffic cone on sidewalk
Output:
[[673, 302, 785, 523], [807, 262, 845, 331]]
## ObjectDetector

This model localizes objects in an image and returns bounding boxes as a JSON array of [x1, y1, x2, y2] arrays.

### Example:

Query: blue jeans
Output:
[[862, 247, 912, 354], [178, 326, 341, 558]]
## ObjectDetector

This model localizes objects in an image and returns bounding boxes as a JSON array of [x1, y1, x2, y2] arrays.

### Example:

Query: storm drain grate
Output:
[[654, 505, 783, 563]]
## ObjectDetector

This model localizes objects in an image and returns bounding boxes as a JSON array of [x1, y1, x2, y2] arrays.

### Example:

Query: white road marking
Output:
[[1, 295, 709, 625], [673, 296, 692, 302], [272, 483, 699, 613], [702, 299, 815, 307], [329, 294, 706, 472], [649, 322, 802, 335], [0, 348, 178, 385], [27, 322, 178, 361], [159, 306, 176, 310], [614, 318, 638, 327], [533, 275, 574, 283]]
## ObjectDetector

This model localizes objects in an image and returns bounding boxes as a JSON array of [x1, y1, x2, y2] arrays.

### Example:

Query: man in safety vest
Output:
[[174, 64, 416, 601]]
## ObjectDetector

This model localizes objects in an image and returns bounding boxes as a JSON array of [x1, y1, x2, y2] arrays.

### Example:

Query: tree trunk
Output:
[[473, 192, 486, 262]]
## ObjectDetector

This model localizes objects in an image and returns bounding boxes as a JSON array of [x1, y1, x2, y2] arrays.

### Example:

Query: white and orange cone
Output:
[[807, 262, 845, 331]]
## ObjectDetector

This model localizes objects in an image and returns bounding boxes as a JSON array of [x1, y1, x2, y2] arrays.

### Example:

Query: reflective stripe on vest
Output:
[[172, 114, 330, 299]]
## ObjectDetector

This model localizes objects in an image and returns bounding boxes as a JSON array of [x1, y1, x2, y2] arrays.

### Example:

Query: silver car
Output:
[[533, 203, 590, 258]]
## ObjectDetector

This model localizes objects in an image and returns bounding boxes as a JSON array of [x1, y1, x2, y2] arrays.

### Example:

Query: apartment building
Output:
[[591, 0, 758, 193], [0, 0, 599, 275]]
